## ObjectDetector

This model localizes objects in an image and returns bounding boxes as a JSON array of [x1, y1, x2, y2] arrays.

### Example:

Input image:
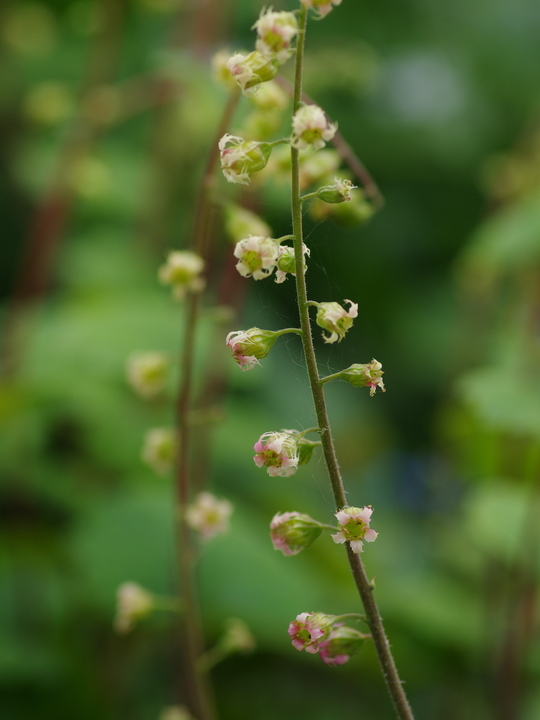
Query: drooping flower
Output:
[[315, 299, 358, 343], [219, 134, 273, 185], [253, 8, 299, 62], [141, 427, 177, 475], [185, 491, 233, 540], [291, 104, 337, 151], [288, 612, 335, 653], [300, 0, 343, 19], [275, 244, 310, 284], [114, 582, 154, 634], [316, 177, 356, 204], [158, 250, 205, 301], [253, 430, 301, 477], [226, 327, 281, 370], [319, 624, 369, 666], [126, 351, 169, 399], [233, 235, 279, 280], [226, 51, 280, 96], [270, 511, 323, 556], [331, 505, 378, 554], [331, 360, 386, 396]]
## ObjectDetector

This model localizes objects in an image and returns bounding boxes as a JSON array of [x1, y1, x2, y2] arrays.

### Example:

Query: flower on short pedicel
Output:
[[316, 177, 356, 204], [336, 359, 385, 396], [288, 612, 335, 654], [319, 624, 369, 666], [226, 51, 279, 96], [253, 430, 301, 477], [270, 511, 323, 556], [126, 351, 169, 399], [275, 244, 310, 284], [219, 134, 273, 185], [253, 9, 299, 62], [158, 250, 205, 301], [291, 104, 337, 151], [332, 505, 378, 553], [315, 300, 358, 344], [114, 582, 154, 634], [141, 427, 176, 475], [185, 492, 233, 540], [226, 327, 281, 371], [300, 0, 343, 19], [234, 235, 279, 280]]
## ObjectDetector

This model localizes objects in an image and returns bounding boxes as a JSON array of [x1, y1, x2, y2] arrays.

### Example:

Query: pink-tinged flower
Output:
[[270, 511, 323, 556], [334, 359, 386, 396], [226, 327, 281, 371], [253, 430, 301, 476], [226, 51, 280, 96], [319, 624, 369, 666], [331, 505, 378, 554], [315, 299, 358, 343], [300, 0, 343, 18], [185, 492, 233, 540], [291, 104, 337, 151], [234, 235, 279, 280], [114, 582, 154, 634], [158, 250, 205, 301], [275, 244, 310, 284], [288, 612, 334, 653], [219, 134, 273, 185], [253, 9, 299, 63]]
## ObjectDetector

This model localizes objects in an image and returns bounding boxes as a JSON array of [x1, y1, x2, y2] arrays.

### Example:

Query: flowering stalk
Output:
[[174, 88, 240, 720], [290, 6, 414, 720]]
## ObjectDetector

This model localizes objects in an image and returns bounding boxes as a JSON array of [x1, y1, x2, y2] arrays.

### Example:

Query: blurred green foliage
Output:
[[2, 1, 540, 719]]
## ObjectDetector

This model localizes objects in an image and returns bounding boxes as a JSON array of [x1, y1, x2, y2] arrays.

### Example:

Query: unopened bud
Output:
[[270, 511, 323, 556]]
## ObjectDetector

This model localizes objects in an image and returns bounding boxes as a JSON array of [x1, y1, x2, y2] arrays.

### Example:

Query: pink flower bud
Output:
[[253, 430, 302, 477], [253, 9, 299, 63], [288, 612, 335, 653], [226, 327, 281, 370], [315, 299, 358, 343], [316, 177, 356, 204], [300, 0, 343, 19], [335, 359, 385, 396], [233, 235, 279, 280], [219, 134, 273, 185], [226, 51, 280, 96], [270, 511, 323, 556], [331, 505, 378, 554], [291, 104, 337, 152], [319, 624, 369, 666]]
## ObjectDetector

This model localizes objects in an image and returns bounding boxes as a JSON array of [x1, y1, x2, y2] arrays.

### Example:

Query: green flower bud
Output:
[[271, 511, 324, 556]]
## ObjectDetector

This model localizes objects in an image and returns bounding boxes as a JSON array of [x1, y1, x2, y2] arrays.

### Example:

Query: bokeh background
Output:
[[2, 0, 540, 718]]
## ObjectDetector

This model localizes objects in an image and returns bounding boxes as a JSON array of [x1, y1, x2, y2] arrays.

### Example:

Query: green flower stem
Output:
[[175, 87, 240, 720], [297, 426, 320, 437], [275, 327, 303, 337], [300, 191, 319, 203], [276, 234, 296, 242], [319, 371, 342, 384], [333, 613, 367, 623], [290, 7, 415, 720]]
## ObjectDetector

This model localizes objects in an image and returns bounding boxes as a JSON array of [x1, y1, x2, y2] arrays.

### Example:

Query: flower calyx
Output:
[[314, 299, 358, 344], [219, 134, 274, 185], [321, 359, 385, 396], [226, 327, 281, 370], [319, 624, 370, 666]]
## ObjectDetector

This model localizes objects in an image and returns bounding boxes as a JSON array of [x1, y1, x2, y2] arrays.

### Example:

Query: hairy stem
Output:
[[290, 7, 414, 720]]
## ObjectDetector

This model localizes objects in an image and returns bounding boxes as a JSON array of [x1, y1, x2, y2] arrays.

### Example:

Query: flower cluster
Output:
[[158, 250, 205, 301], [185, 492, 233, 540], [114, 582, 154, 634], [270, 512, 323, 556], [315, 300, 358, 343], [331, 506, 378, 554]]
